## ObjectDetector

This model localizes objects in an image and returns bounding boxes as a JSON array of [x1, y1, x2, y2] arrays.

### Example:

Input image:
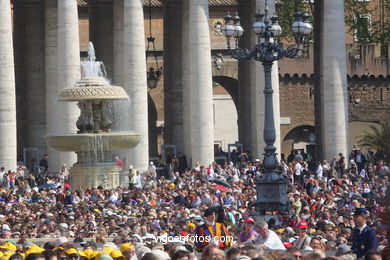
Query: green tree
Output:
[[277, 0, 390, 46], [344, 0, 390, 45], [277, 0, 313, 43], [357, 123, 390, 162]]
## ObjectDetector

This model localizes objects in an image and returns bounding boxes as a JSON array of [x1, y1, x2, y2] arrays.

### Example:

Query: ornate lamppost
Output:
[[222, 3, 312, 214]]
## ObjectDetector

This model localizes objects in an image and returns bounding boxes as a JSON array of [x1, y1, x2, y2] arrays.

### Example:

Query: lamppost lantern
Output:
[[222, 12, 235, 38], [302, 13, 313, 35], [222, 1, 313, 214], [147, 66, 162, 90], [145, 0, 162, 90], [252, 11, 265, 36], [269, 16, 282, 37], [233, 13, 244, 39], [291, 10, 306, 35]]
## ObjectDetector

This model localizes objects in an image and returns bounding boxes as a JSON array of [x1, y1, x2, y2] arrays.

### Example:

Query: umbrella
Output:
[[211, 184, 231, 193], [212, 179, 231, 188]]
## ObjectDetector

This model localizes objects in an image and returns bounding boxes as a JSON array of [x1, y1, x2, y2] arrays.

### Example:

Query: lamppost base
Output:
[[255, 173, 290, 215]]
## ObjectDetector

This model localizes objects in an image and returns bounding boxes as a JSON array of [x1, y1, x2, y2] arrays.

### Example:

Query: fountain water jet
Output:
[[45, 42, 140, 189]]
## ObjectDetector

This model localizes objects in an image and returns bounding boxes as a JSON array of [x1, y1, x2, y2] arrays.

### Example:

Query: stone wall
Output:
[[279, 75, 390, 156], [348, 76, 390, 123], [279, 76, 315, 147]]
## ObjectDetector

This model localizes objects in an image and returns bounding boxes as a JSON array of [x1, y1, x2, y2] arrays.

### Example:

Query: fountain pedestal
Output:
[[70, 164, 120, 188]]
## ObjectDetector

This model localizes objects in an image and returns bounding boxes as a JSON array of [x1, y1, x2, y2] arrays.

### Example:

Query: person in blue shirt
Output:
[[351, 208, 378, 258]]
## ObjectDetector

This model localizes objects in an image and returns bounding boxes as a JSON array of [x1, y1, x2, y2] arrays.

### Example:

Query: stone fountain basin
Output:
[[45, 132, 141, 152]]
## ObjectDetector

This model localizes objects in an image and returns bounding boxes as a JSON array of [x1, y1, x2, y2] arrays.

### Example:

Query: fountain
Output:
[[45, 42, 141, 189]]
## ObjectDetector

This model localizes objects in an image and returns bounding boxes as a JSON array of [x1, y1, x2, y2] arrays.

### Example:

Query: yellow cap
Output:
[[0, 242, 17, 252], [276, 228, 285, 233], [94, 209, 100, 213], [120, 243, 134, 253], [25, 245, 45, 256], [110, 250, 123, 259], [1, 251, 14, 260], [66, 248, 79, 255], [186, 223, 196, 229], [79, 249, 98, 260], [94, 251, 102, 259], [310, 228, 316, 233]]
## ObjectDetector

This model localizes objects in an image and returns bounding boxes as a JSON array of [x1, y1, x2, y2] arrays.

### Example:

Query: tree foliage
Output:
[[344, 0, 390, 44], [277, 0, 313, 43], [357, 123, 390, 162], [277, 0, 390, 45]]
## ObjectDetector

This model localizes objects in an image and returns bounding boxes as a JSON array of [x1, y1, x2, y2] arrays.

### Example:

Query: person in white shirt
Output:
[[0, 167, 5, 184], [316, 161, 323, 180], [294, 160, 303, 183], [252, 221, 285, 250], [148, 162, 157, 180]]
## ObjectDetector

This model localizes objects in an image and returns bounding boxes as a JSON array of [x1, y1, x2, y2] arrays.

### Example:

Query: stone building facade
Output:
[[1, 0, 389, 172]]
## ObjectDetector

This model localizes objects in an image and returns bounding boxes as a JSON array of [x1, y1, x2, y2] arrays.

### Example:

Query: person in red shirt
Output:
[[115, 156, 124, 169], [8, 171, 14, 190]]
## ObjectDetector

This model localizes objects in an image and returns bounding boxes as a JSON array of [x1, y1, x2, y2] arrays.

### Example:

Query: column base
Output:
[[255, 174, 290, 214], [70, 163, 121, 189]]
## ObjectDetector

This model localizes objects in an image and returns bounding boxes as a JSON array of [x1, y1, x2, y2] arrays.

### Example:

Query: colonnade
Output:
[[0, 0, 348, 172]]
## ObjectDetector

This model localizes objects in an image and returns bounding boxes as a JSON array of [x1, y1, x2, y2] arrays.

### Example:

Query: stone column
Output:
[[111, 0, 125, 134], [13, 0, 27, 155], [249, 0, 281, 161], [182, 0, 191, 164], [0, 0, 17, 171], [321, 0, 348, 161], [237, 0, 253, 154], [57, 0, 80, 169], [163, 0, 184, 154], [123, 0, 149, 171], [25, 0, 46, 160], [94, 0, 114, 78], [113, 0, 124, 86], [88, 0, 98, 46], [188, 0, 214, 166], [45, 0, 58, 170]]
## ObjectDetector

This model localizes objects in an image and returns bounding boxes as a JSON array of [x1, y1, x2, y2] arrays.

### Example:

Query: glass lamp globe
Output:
[[292, 20, 305, 35], [252, 21, 265, 35], [222, 23, 235, 38], [234, 25, 244, 38], [303, 22, 313, 35], [269, 17, 282, 37]]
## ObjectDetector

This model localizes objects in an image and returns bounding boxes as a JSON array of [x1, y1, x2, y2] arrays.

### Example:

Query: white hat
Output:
[[59, 223, 68, 230], [2, 224, 10, 231], [129, 165, 134, 170], [149, 162, 154, 165], [54, 237, 68, 247], [150, 250, 170, 260]]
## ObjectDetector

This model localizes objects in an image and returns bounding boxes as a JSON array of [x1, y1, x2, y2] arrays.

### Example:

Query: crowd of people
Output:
[[0, 148, 388, 260]]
